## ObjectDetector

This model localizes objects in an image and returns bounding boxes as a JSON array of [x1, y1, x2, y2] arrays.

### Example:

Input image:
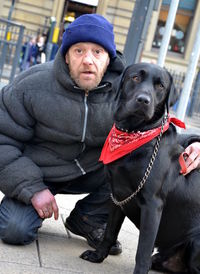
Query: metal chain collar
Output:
[[110, 114, 168, 209]]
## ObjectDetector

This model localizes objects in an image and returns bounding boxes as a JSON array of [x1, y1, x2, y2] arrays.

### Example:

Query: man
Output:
[[0, 14, 199, 257]]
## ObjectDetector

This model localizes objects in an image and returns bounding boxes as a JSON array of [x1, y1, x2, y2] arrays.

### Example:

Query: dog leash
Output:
[[110, 115, 168, 209], [179, 152, 189, 174], [108, 114, 186, 208]]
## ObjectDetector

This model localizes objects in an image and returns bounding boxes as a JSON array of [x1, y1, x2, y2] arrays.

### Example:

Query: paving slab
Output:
[[0, 192, 161, 273], [39, 211, 134, 273], [38, 220, 158, 274], [0, 241, 39, 266], [0, 261, 75, 274], [38, 231, 134, 273]]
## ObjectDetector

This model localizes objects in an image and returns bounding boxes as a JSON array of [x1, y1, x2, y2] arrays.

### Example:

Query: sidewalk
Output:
[[0, 192, 159, 274]]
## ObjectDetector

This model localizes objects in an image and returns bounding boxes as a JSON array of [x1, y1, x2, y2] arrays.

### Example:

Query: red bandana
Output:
[[99, 116, 186, 164]]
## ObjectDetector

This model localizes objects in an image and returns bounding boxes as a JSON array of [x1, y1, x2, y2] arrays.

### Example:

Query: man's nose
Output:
[[82, 52, 94, 64]]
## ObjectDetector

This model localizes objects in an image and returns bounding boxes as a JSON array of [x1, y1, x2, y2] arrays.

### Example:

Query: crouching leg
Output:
[[0, 197, 43, 245]]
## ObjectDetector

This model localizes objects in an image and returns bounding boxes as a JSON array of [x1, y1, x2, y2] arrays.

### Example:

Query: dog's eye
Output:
[[155, 83, 164, 90], [132, 76, 140, 83]]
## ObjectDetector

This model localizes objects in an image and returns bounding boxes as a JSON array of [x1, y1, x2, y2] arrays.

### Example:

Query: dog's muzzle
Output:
[[136, 94, 151, 105]]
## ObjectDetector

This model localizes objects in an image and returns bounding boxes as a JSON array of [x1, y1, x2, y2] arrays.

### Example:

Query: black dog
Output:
[[80, 63, 200, 274]]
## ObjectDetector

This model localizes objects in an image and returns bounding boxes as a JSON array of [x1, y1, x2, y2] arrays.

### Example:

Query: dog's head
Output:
[[114, 63, 179, 132]]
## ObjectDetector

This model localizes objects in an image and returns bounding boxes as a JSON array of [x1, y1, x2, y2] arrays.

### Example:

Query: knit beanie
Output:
[[61, 14, 116, 58]]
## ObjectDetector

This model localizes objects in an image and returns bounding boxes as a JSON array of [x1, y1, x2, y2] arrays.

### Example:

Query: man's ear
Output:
[[106, 55, 110, 67], [166, 70, 179, 112], [65, 53, 69, 64]]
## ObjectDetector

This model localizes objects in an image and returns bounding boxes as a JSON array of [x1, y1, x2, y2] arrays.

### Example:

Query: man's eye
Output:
[[94, 49, 103, 55], [75, 49, 82, 54], [132, 76, 140, 83]]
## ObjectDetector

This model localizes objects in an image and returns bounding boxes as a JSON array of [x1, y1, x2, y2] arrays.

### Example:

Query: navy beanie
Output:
[[61, 14, 116, 58]]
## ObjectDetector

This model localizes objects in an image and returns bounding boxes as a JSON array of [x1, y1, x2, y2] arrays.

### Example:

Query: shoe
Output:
[[64, 212, 122, 255]]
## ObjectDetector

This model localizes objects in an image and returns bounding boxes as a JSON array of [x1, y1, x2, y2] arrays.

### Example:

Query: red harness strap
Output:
[[99, 116, 186, 164], [179, 152, 189, 174]]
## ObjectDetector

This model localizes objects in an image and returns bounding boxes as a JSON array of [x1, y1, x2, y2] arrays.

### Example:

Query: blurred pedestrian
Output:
[[35, 34, 46, 64], [20, 36, 37, 70]]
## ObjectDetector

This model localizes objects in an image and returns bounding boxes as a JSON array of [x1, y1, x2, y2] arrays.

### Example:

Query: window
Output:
[[152, 0, 197, 54]]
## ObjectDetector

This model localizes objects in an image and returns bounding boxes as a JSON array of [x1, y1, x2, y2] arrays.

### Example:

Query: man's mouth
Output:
[[82, 71, 94, 75], [81, 71, 96, 79]]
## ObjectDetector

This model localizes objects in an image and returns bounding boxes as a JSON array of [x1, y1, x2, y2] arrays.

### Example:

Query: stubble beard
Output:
[[68, 63, 107, 92]]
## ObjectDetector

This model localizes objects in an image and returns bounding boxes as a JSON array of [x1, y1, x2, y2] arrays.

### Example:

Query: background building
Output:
[[0, 0, 200, 123], [1, 0, 199, 73]]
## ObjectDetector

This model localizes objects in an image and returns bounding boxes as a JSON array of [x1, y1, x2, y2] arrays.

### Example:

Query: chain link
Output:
[[111, 115, 168, 208]]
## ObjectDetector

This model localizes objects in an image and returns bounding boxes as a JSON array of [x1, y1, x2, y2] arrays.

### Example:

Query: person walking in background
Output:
[[0, 14, 200, 261], [20, 34, 47, 70], [35, 34, 46, 64], [20, 36, 37, 70]]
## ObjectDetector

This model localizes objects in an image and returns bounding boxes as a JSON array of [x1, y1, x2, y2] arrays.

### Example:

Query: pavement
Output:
[[0, 192, 162, 274]]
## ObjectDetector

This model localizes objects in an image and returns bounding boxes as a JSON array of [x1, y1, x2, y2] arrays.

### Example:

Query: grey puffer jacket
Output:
[[0, 49, 125, 204]]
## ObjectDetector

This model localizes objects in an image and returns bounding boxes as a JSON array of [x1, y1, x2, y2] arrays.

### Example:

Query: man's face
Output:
[[65, 42, 110, 91]]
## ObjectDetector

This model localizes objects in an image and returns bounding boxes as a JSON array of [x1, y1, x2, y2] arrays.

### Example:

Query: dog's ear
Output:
[[118, 65, 133, 92], [166, 70, 179, 113]]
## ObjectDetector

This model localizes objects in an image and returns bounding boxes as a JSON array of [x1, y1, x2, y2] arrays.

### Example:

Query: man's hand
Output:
[[31, 189, 59, 220], [182, 142, 200, 176]]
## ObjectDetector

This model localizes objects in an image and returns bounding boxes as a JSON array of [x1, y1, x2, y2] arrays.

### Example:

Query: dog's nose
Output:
[[136, 94, 151, 105]]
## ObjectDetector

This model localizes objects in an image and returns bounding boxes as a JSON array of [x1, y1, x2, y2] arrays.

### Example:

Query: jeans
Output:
[[0, 167, 111, 245]]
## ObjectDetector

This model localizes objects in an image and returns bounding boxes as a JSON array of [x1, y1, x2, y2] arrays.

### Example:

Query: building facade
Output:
[[0, 0, 200, 73]]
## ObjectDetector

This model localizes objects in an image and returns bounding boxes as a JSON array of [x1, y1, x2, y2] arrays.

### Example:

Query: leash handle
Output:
[[179, 152, 189, 174]]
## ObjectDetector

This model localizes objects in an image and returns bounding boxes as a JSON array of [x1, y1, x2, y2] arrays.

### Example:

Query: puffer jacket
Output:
[[0, 49, 126, 204]]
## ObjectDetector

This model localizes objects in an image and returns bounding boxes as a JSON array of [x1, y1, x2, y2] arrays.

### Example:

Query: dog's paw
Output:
[[80, 250, 104, 263]]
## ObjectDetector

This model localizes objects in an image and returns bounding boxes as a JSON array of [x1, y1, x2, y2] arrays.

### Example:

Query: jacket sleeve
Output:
[[177, 133, 200, 148], [0, 83, 47, 204]]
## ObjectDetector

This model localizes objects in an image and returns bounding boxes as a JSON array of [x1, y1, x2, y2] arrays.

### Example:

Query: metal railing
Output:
[[0, 18, 25, 83], [169, 69, 200, 124]]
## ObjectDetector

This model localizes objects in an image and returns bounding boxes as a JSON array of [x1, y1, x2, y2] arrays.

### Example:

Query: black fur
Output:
[[81, 63, 200, 274]]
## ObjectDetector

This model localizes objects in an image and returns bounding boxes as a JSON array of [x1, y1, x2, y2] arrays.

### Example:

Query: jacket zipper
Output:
[[73, 86, 108, 175], [74, 159, 86, 175], [74, 90, 89, 175], [81, 90, 89, 142]]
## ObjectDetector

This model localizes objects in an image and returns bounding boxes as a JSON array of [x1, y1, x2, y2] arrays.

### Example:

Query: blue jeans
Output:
[[0, 168, 110, 245]]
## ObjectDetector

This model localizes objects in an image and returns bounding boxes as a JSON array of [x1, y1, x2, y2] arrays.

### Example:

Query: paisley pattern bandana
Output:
[[99, 116, 186, 164]]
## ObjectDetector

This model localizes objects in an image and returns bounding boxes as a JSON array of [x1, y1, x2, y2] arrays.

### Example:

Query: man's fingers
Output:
[[37, 207, 54, 219], [182, 142, 200, 175], [188, 151, 199, 161], [184, 146, 192, 155], [52, 201, 59, 220], [38, 208, 45, 219], [185, 151, 199, 167], [183, 157, 200, 176], [183, 164, 196, 176], [37, 203, 58, 220], [31, 189, 59, 219], [44, 210, 53, 218]]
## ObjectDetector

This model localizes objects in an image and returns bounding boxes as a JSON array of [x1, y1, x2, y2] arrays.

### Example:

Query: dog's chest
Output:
[[106, 146, 155, 197], [106, 139, 176, 204]]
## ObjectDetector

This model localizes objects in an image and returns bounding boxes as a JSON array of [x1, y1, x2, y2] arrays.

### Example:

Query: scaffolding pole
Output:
[[157, 0, 179, 67], [123, 0, 159, 65], [176, 22, 200, 122]]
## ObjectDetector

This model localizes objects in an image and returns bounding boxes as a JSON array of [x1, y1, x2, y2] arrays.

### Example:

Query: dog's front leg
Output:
[[80, 203, 125, 263], [134, 199, 163, 274]]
